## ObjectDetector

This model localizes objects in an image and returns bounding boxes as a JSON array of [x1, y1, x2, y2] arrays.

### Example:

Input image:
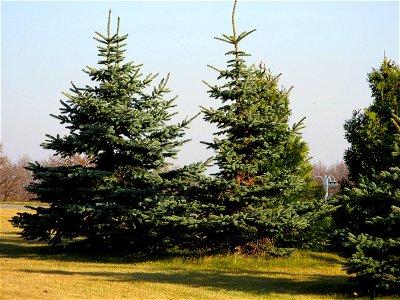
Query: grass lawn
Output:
[[0, 207, 396, 300]]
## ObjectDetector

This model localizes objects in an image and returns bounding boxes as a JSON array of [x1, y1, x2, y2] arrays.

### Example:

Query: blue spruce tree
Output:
[[11, 11, 206, 253]]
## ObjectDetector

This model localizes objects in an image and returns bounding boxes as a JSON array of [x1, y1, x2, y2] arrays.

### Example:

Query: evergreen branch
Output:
[[163, 110, 179, 122], [62, 92, 78, 102], [200, 106, 213, 114], [69, 82, 83, 96], [166, 95, 179, 107], [236, 29, 256, 43], [225, 50, 250, 57], [43, 133, 57, 142], [158, 73, 170, 92], [59, 100, 73, 113], [109, 33, 119, 43], [50, 113, 63, 122], [214, 36, 234, 44], [183, 112, 201, 127], [200, 140, 215, 149], [272, 73, 282, 83], [222, 34, 234, 41], [83, 66, 98, 76], [203, 156, 215, 167], [207, 65, 222, 73], [143, 73, 158, 85], [391, 112, 400, 132], [93, 36, 108, 44], [292, 117, 306, 133], [237, 52, 251, 57], [116, 35, 128, 42], [201, 80, 214, 90], [94, 31, 108, 42]]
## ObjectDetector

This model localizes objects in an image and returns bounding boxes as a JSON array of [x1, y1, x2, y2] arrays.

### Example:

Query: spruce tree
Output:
[[199, 0, 334, 252], [336, 116, 400, 293], [11, 11, 205, 252], [340, 167, 400, 295], [344, 57, 400, 182], [334, 58, 400, 295]]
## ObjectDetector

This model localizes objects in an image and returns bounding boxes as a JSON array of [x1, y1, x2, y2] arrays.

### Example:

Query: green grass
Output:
[[0, 207, 397, 299]]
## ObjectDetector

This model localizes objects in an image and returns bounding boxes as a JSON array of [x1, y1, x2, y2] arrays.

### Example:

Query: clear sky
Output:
[[1, 1, 399, 168]]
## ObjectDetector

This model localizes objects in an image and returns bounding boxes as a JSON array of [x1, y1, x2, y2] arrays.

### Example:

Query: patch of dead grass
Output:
[[1, 208, 397, 300]]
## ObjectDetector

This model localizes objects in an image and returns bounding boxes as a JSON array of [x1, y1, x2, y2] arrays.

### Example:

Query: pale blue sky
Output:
[[1, 1, 399, 168]]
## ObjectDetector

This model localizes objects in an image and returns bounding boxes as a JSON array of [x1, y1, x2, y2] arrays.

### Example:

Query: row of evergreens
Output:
[[11, 3, 399, 296]]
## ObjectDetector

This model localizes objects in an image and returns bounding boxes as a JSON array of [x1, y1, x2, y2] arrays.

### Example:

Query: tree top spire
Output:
[[232, 0, 239, 64]]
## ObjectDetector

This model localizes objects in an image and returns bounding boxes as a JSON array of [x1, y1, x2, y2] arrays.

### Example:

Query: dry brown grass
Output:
[[1, 207, 396, 300]]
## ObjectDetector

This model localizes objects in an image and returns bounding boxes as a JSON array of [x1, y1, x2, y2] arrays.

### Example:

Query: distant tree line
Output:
[[0, 146, 348, 203], [0, 144, 32, 202]]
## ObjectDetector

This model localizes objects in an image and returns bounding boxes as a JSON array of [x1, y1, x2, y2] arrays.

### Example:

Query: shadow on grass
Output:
[[0, 237, 127, 262], [18, 268, 356, 297], [0, 235, 194, 264], [2, 229, 358, 297], [0, 236, 52, 257], [308, 253, 345, 264]]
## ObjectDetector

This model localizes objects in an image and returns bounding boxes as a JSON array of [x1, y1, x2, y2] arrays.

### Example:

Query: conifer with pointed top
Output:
[[335, 59, 400, 295], [344, 57, 400, 182], [199, 0, 333, 251], [11, 11, 206, 252]]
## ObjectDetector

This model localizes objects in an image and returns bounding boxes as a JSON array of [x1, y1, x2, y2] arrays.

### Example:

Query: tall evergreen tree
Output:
[[199, 0, 333, 251], [335, 113, 400, 294], [334, 58, 400, 295], [344, 57, 400, 182], [11, 11, 206, 252]]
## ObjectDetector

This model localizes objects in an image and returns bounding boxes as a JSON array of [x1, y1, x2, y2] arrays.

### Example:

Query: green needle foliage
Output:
[[335, 58, 400, 295], [11, 11, 206, 253], [198, 0, 334, 252], [336, 166, 400, 295], [344, 57, 400, 182]]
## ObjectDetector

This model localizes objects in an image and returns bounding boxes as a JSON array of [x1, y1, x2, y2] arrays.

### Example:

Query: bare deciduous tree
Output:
[[0, 145, 95, 202], [0, 144, 33, 202]]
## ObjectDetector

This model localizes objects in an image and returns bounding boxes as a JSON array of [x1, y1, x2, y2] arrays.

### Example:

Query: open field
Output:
[[0, 207, 397, 300]]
